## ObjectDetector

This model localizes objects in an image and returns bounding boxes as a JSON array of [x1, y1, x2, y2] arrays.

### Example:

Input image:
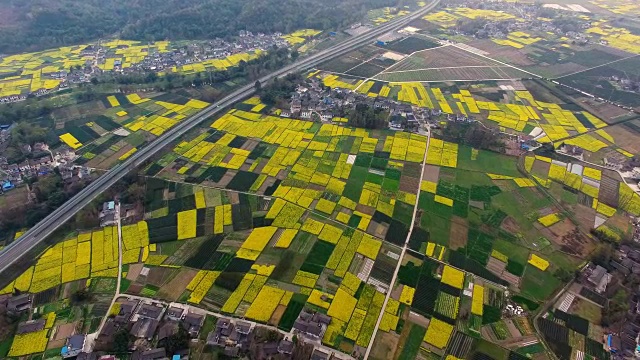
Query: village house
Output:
[[17, 319, 46, 334], [184, 312, 205, 337], [61, 334, 86, 358], [7, 293, 32, 313]]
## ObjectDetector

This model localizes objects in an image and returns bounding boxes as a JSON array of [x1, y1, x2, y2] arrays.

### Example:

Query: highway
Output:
[[0, 0, 441, 277]]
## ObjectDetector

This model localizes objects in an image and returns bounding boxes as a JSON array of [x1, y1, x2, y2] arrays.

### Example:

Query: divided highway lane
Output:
[[0, 0, 440, 276]]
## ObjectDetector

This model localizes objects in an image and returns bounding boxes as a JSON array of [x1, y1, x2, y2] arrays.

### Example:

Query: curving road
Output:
[[0, 0, 440, 276]]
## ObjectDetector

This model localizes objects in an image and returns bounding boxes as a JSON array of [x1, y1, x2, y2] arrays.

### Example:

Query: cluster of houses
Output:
[[572, 246, 640, 357], [608, 75, 640, 95], [1, 273, 339, 359], [0, 141, 92, 196], [107, 31, 292, 76], [441, 0, 592, 45], [0, 294, 110, 360], [206, 317, 296, 358], [284, 77, 445, 132], [0, 29, 305, 103], [292, 308, 332, 341], [96, 298, 206, 359], [0, 141, 52, 185]]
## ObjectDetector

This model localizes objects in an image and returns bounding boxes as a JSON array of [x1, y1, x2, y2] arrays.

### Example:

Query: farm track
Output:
[[0, 0, 442, 279], [363, 128, 431, 359]]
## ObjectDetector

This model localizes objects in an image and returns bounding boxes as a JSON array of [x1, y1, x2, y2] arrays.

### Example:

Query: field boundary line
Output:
[[556, 53, 640, 79], [449, 42, 543, 78], [379, 65, 518, 74], [343, 55, 388, 76], [370, 77, 524, 83], [317, 70, 369, 80], [381, 44, 451, 72]]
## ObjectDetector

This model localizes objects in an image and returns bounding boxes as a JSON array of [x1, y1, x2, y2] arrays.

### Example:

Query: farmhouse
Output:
[[165, 306, 185, 321], [61, 334, 86, 358], [130, 317, 159, 340], [183, 312, 205, 337], [8, 294, 32, 313], [16, 319, 46, 334]]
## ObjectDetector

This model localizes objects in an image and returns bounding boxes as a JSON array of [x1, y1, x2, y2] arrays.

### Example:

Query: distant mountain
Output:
[[0, 0, 397, 54]]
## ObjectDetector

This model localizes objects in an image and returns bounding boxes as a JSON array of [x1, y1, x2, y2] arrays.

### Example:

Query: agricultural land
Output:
[[4, 0, 640, 359]]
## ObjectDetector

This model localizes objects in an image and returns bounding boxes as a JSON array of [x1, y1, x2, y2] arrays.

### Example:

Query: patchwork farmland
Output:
[[3, 91, 623, 359], [5, 0, 640, 358]]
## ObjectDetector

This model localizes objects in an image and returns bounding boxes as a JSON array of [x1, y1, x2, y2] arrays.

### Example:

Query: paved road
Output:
[[85, 202, 123, 350], [362, 127, 430, 359], [0, 0, 440, 277]]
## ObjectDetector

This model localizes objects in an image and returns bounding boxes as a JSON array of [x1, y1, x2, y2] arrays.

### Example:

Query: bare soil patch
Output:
[[386, 45, 501, 72], [146, 267, 177, 288], [500, 216, 520, 234], [399, 175, 420, 193], [598, 174, 620, 207], [370, 331, 400, 360], [606, 213, 633, 236], [48, 339, 66, 349], [449, 216, 468, 250], [570, 298, 602, 324], [157, 268, 198, 301], [53, 322, 78, 341], [127, 263, 143, 281], [268, 305, 286, 326], [573, 204, 596, 231], [127, 283, 143, 295], [605, 124, 640, 153], [408, 311, 430, 329], [544, 219, 595, 257], [504, 319, 522, 338], [467, 39, 535, 66], [422, 165, 440, 183], [486, 257, 506, 274], [531, 160, 551, 179]]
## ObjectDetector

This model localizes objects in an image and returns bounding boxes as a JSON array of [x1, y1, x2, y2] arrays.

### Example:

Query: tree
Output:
[[442, 122, 505, 152], [590, 242, 614, 268], [113, 329, 131, 353], [11, 122, 48, 146], [70, 289, 91, 304], [347, 104, 388, 129], [553, 268, 574, 283], [124, 183, 145, 204], [258, 73, 301, 105], [160, 324, 190, 354], [602, 288, 629, 327], [45, 191, 67, 208], [254, 80, 262, 91]]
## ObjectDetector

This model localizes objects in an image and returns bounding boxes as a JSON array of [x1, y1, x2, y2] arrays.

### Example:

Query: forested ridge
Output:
[[0, 0, 398, 54]]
